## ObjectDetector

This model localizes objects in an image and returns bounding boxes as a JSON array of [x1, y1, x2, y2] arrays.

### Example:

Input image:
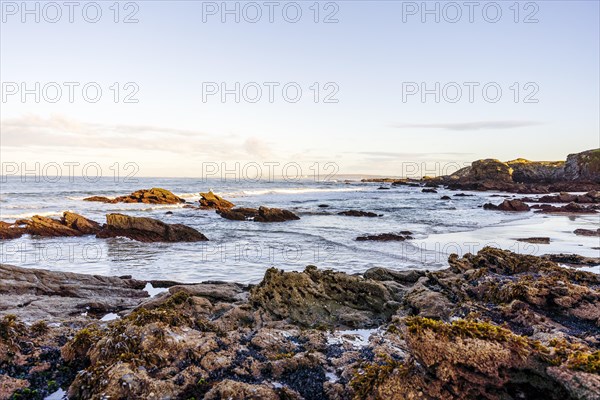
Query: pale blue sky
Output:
[[1, 1, 599, 177]]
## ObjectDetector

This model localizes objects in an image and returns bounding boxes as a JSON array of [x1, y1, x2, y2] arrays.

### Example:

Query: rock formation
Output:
[[356, 233, 413, 241], [483, 199, 531, 211], [430, 149, 600, 193], [84, 188, 185, 204], [338, 210, 381, 217], [218, 206, 300, 222], [97, 213, 209, 242], [199, 191, 235, 210], [2, 248, 600, 399]]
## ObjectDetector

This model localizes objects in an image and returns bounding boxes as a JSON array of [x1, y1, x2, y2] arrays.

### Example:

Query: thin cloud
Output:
[[0, 115, 252, 159], [393, 121, 543, 131]]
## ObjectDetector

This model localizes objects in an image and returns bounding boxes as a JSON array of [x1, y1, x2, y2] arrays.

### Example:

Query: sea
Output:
[[1, 177, 598, 283]]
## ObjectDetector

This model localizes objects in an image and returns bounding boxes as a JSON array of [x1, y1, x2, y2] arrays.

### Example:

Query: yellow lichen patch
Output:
[[406, 317, 529, 347], [566, 351, 600, 374], [350, 355, 412, 400]]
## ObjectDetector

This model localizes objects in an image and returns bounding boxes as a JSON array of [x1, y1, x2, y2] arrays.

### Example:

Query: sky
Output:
[[1, 0, 599, 178]]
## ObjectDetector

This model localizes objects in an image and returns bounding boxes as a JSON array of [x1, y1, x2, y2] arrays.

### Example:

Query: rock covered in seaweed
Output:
[[3, 247, 600, 399]]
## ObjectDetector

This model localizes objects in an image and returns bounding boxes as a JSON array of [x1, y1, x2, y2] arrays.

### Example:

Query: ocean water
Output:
[[1, 177, 598, 283]]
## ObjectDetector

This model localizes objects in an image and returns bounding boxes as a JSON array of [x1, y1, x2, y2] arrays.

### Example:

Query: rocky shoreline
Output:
[[1, 248, 599, 399], [366, 149, 600, 194]]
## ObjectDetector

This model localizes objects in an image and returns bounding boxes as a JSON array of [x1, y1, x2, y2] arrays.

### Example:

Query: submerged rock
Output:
[[338, 210, 381, 217], [218, 206, 300, 222], [199, 191, 235, 210], [533, 203, 598, 214], [516, 237, 551, 244], [356, 233, 413, 241], [97, 213, 209, 242], [542, 253, 600, 267], [84, 188, 185, 204], [574, 228, 600, 237]]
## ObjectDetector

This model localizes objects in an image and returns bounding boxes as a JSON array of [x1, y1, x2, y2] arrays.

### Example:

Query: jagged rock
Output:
[[356, 233, 413, 241], [199, 191, 235, 210], [218, 206, 300, 222], [84, 188, 185, 204], [97, 213, 208, 242], [338, 210, 381, 217], [483, 199, 531, 211], [507, 158, 565, 183], [15, 215, 82, 237], [250, 266, 398, 328], [564, 149, 600, 183], [0, 221, 25, 240], [62, 211, 101, 234]]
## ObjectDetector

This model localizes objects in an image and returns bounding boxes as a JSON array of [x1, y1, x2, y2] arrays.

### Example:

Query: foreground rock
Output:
[[3, 248, 600, 399], [483, 199, 531, 211], [218, 206, 300, 222], [199, 191, 235, 210], [0, 264, 159, 399], [356, 233, 413, 241], [0, 264, 148, 322], [84, 188, 185, 204], [97, 213, 208, 242]]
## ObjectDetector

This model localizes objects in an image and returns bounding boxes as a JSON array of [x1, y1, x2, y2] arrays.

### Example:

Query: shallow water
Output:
[[1, 177, 598, 283]]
